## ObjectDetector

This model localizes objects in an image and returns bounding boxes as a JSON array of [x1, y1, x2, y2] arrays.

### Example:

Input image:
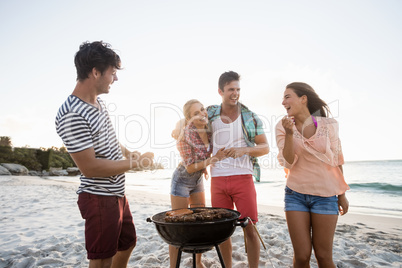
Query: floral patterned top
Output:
[[177, 123, 212, 167]]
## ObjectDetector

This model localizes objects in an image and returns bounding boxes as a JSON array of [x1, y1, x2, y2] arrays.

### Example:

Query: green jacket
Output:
[[207, 103, 265, 182]]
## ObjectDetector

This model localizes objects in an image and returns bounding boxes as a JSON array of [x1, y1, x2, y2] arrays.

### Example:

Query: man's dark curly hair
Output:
[[74, 41, 121, 81], [218, 71, 240, 91]]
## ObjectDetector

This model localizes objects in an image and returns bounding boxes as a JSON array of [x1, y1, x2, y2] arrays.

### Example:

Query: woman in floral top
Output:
[[276, 82, 349, 268], [169, 99, 226, 268]]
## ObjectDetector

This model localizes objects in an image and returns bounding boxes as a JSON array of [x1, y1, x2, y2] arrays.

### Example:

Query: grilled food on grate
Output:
[[165, 208, 233, 222]]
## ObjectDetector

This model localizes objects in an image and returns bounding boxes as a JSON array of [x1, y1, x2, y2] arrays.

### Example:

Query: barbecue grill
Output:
[[147, 207, 248, 268]]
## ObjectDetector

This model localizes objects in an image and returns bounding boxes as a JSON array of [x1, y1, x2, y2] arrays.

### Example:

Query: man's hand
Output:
[[212, 147, 227, 161], [224, 147, 248, 159], [135, 152, 154, 169], [128, 151, 141, 161]]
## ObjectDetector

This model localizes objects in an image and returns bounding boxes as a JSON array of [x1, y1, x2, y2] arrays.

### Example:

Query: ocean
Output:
[[46, 159, 402, 219], [123, 159, 402, 219]]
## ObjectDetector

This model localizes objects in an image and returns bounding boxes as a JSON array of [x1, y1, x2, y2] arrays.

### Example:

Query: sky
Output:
[[0, 0, 401, 166]]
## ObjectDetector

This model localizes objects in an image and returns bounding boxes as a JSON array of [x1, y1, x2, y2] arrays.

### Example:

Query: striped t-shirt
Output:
[[55, 95, 125, 197]]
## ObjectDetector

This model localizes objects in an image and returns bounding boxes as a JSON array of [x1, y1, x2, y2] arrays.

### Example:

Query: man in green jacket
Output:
[[207, 71, 269, 268]]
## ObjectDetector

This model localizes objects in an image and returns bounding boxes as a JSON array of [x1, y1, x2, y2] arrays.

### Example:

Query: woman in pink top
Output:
[[276, 82, 349, 267]]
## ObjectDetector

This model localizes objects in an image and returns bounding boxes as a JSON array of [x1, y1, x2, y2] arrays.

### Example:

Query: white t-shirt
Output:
[[211, 115, 253, 177]]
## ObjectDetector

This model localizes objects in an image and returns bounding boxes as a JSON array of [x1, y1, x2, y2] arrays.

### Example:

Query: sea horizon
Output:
[[18, 159, 401, 219]]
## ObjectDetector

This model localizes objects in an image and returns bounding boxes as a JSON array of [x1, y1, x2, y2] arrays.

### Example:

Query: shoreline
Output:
[[0, 175, 401, 267], [132, 187, 402, 235], [37, 169, 402, 220]]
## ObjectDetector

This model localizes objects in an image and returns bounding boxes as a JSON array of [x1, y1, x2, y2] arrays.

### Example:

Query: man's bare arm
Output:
[[224, 134, 269, 158], [70, 147, 153, 177]]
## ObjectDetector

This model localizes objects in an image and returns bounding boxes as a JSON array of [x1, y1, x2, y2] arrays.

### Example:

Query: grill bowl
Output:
[[147, 207, 245, 252]]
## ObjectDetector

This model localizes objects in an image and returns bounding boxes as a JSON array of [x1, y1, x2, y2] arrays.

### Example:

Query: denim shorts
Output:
[[170, 164, 204, 198], [284, 186, 339, 215]]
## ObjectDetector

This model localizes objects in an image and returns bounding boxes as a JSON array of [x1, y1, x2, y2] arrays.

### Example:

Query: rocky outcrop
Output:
[[0, 163, 29, 175], [0, 165, 11, 175], [66, 167, 81, 176], [49, 168, 68, 176], [28, 170, 41, 176], [0, 163, 81, 177]]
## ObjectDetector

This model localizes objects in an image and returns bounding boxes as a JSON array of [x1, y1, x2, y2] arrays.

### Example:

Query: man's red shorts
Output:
[[211, 174, 258, 223], [77, 193, 137, 260]]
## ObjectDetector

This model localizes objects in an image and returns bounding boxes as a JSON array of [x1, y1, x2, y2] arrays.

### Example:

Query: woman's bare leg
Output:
[[311, 213, 338, 268], [189, 191, 206, 268], [169, 195, 189, 268], [286, 211, 312, 268]]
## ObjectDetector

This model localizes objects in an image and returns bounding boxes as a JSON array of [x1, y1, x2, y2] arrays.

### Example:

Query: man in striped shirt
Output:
[[55, 41, 153, 268]]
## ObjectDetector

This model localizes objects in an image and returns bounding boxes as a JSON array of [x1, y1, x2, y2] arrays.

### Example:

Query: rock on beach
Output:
[[0, 165, 11, 175], [0, 163, 28, 175]]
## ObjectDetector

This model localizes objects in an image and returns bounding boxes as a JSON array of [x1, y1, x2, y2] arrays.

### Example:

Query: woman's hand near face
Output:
[[282, 116, 295, 135], [171, 119, 186, 140]]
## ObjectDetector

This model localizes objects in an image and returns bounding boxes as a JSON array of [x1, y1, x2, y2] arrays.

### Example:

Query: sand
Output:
[[0, 175, 401, 268]]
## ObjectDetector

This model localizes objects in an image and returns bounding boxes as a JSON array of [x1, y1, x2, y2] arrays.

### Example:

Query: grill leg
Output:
[[175, 247, 183, 268], [215, 244, 226, 268], [193, 252, 196, 268]]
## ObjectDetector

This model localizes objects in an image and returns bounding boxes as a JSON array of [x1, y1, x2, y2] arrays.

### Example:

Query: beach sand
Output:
[[0, 176, 401, 268]]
